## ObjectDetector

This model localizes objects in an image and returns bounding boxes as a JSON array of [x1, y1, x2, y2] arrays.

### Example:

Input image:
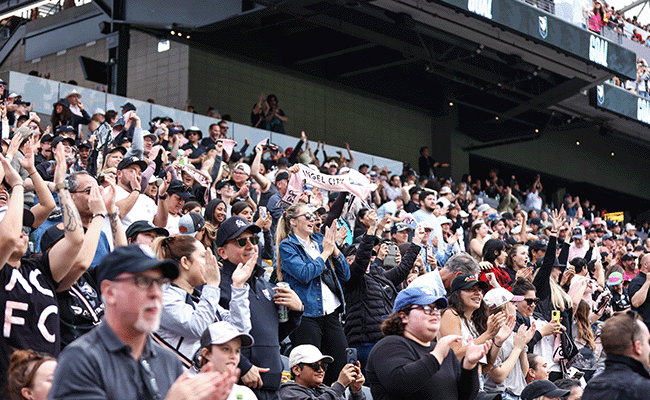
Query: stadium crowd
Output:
[[0, 80, 650, 400]]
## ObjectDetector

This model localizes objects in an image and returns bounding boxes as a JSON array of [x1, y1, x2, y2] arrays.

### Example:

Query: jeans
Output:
[[350, 341, 377, 375]]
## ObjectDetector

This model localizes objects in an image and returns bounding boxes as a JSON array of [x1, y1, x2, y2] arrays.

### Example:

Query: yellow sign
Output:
[[603, 212, 624, 222]]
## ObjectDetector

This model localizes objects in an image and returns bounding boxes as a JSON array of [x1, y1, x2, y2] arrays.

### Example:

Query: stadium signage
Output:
[[589, 35, 608, 67], [468, 0, 492, 19], [589, 82, 650, 127], [427, 0, 635, 79]]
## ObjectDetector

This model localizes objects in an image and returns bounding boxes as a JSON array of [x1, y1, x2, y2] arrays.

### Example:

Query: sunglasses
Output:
[[523, 298, 540, 306], [231, 236, 260, 247], [295, 212, 317, 221], [302, 362, 328, 372]]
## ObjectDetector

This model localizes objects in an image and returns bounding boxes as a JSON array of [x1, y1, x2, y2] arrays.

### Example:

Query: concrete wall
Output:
[[0, 30, 189, 109], [451, 125, 650, 200], [187, 47, 433, 166]]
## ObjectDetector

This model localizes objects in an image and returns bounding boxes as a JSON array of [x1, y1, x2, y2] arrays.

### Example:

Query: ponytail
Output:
[[274, 202, 307, 281]]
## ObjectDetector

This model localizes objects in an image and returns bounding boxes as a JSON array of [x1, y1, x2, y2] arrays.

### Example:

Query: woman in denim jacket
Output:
[[276, 202, 351, 386]]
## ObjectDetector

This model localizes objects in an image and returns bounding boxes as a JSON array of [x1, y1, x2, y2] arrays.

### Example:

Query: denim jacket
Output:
[[279, 232, 350, 317]]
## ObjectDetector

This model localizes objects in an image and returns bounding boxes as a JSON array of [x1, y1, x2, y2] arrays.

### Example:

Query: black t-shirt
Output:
[[200, 137, 218, 151], [58, 271, 104, 350], [181, 142, 207, 169], [0, 255, 60, 382]]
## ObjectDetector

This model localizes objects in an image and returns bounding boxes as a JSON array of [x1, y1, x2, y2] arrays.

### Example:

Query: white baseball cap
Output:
[[483, 288, 524, 310], [289, 344, 334, 368], [200, 321, 254, 349]]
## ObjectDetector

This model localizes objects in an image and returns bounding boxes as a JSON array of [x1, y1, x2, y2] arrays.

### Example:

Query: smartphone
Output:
[[259, 206, 267, 218], [551, 310, 561, 332], [383, 243, 399, 269], [345, 348, 358, 365]]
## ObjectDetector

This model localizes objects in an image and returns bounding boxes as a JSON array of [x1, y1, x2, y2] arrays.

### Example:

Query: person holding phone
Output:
[[280, 344, 365, 400], [276, 202, 351, 386]]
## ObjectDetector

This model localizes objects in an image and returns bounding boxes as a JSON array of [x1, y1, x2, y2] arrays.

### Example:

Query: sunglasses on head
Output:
[[302, 362, 328, 372], [231, 236, 260, 247]]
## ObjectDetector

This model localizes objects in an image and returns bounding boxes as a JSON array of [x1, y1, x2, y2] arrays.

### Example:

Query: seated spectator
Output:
[[280, 344, 365, 400], [581, 311, 650, 400], [7, 350, 57, 400], [519, 380, 569, 400], [524, 354, 549, 384], [366, 286, 490, 400], [194, 321, 257, 399]]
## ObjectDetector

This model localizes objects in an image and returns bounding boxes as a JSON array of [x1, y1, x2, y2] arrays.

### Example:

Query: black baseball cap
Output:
[[55, 125, 75, 136], [215, 216, 261, 248], [166, 180, 194, 200], [622, 253, 637, 261], [40, 134, 54, 143], [117, 156, 148, 171], [125, 220, 169, 241], [51, 136, 75, 149], [214, 178, 235, 190], [275, 171, 289, 182], [107, 146, 127, 155], [529, 240, 548, 251], [96, 244, 179, 284], [450, 274, 488, 293], [520, 380, 569, 400], [121, 102, 136, 112], [40, 223, 65, 252], [501, 212, 516, 221], [77, 140, 92, 149]]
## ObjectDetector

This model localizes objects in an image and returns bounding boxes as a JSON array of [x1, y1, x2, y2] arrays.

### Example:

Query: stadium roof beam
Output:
[[618, 0, 649, 14], [296, 43, 377, 64], [338, 58, 417, 77]]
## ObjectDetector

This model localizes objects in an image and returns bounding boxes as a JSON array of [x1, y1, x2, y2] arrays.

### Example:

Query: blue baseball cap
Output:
[[393, 286, 448, 313]]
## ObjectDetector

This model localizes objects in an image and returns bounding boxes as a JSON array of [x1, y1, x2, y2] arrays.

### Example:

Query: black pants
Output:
[[289, 312, 348, 386]]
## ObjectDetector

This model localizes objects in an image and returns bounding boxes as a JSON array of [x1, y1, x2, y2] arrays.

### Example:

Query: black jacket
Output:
[[343, 234, 420, 344], [582, 354, 650, 400], [219, 260, 302, 391]]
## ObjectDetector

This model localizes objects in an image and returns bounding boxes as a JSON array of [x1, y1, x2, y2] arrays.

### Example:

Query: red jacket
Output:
[[479, 265, 512, 291]]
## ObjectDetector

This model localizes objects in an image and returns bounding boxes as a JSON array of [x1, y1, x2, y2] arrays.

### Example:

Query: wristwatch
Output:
[[158, 193, 168, 200]]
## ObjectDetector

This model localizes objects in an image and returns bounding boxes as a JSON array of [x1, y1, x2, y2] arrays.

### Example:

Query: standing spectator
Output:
[[418, 147, 447, 179], [217, 216, 303, 400], [365, 286, 490, 400], [48, 245, 237, 399], [581, 311, 650, 400], [629, 253, 650, 329], [276, 203, 351, 385], [588, 1, 605, 34], [524, 175, 543, 210], [607, 271, 631, 311], [181, 127, 207, 169], [251, 92, 268, 129], [264, 94, 287, 133]]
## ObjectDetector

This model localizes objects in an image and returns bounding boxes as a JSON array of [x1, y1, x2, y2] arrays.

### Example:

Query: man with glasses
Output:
[[217, 216, 303, 400], [280, 344, 365, 400], [629, 254, 650, 329], [50, 245, 239, 400], [582, 310, 650, 400]]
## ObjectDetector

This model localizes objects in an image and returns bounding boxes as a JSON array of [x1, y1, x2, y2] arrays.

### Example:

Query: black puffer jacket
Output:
[[582, 354, 650, 400], [343, 234, 421, 344]]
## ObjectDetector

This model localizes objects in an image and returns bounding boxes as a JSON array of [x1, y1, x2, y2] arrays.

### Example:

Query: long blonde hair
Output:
[[550, 276, 572, 312], [275, 202, 308, 281]]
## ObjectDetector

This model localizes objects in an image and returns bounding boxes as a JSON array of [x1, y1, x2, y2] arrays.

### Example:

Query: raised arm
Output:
[[345, 143, 355, 168], [251, 142, 271, 192], [48, 147, 85, 283], [0, 155, 25, 267], [57, 184, 107, 292], [20, 138, 55, 228]]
